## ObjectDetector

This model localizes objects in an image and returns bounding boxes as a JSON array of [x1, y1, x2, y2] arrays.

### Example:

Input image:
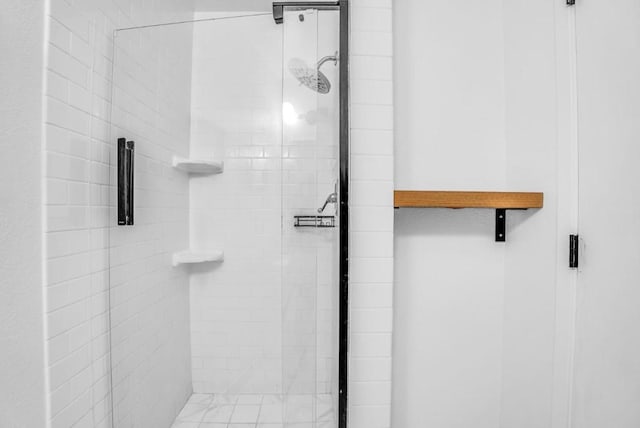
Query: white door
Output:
[[572, 1, 640, 426]]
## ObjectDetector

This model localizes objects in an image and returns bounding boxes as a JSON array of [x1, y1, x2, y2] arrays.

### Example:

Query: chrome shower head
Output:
[[288, 52, 338, 94]]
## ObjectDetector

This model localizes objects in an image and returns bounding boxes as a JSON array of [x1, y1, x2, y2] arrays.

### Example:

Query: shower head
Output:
[[289, 59, 332, 94], [288, 52, 338, 94]]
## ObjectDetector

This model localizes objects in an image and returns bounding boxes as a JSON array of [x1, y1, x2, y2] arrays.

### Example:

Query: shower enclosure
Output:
[[108, 2, 348, 428]]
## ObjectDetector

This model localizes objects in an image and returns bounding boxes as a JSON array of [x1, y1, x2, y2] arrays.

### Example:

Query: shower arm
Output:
[[317, 52, 339, 69]]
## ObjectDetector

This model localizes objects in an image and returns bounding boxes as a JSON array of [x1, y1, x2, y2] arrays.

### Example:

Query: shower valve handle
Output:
[[318, 192, 338, 213]]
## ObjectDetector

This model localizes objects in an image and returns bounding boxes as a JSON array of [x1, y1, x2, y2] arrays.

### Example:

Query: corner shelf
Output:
[[394, 190, 544, 241], [172, 156, 223, 174], [172, 250, 224, 267]]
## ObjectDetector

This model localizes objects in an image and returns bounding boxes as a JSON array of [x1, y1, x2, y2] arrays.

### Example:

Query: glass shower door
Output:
[[107, 8, 341, 428], [281, 7, 340, 428], [109, 21, 195, 428]]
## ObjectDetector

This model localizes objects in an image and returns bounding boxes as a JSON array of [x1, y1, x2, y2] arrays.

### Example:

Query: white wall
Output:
[[393, 0, 562, 427], [501, 1, 559, 426], [0, 1, 48, 426], [393, 2, 506, 426], [43, 1, 194, 427]]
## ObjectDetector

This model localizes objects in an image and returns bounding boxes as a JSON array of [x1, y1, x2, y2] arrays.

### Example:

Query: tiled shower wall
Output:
[[108, 24, 194, 428], [348, 1, 394, 427], [43, 1, 195, 427], [188, 13, 284, 394]]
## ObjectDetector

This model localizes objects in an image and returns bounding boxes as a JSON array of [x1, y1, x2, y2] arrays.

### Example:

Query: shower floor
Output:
[[171, 393, 336, 428]]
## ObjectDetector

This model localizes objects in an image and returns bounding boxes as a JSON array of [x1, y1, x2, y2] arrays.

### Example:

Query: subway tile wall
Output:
[[188, 13, 285, 394], [43, 1, 195, 427], [348, 1, 394, 428], [108, 23, 194, 428]]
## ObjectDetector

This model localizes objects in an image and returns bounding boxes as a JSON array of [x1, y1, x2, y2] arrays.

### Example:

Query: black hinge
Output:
[[567, 0, 575, 5], [569, 234, 579, 268], [272, 4, 283, 24]]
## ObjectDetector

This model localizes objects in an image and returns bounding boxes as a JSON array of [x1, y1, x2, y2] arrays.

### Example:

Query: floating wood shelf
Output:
[[394, 190, 543, 209], [394, 190, 544, 242], [172, 250, 224, 267], [172, 156, 223, 174]]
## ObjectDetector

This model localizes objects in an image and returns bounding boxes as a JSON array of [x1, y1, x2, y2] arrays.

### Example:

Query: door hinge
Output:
[[569, 234, 579, 268], [567, 0, 575, 5]]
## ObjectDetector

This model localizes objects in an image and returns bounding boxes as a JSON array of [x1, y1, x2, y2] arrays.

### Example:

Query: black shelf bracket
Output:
[[495, 209, 506, 242], [495, 208, 531, 242]]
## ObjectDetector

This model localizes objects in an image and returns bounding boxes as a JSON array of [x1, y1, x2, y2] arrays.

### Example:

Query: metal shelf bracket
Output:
[[495, 209, 506, 242]]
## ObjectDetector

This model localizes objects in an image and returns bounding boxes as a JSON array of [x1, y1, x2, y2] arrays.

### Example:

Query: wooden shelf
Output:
[[394, 190, 544, 242], [394, 190, 544, 209]]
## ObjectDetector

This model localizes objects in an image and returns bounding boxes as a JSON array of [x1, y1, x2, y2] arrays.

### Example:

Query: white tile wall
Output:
[[43, 1, 195, 427], [109, 22, 194, 428], [188, 13, 284, 394], [348, 1, 394, 428]]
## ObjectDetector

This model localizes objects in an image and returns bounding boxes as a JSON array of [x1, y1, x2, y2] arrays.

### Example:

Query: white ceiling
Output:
[[194, 0, 274, 12]]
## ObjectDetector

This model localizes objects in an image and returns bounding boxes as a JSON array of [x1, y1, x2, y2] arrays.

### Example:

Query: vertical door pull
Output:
[[570, 234, 579, 268], [118, 138, 135, 225]]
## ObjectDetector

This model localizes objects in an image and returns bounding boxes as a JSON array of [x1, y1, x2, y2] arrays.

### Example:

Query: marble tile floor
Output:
[[171, 393, 335, 428]]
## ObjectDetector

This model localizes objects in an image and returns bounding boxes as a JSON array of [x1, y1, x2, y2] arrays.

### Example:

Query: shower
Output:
[[288, 51, 338, 94], [106, 4, 349, 428]]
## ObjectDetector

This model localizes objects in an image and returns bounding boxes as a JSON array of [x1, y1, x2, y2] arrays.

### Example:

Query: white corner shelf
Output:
[[172, 156, 223, 174], [172, 250, 224, 267]]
